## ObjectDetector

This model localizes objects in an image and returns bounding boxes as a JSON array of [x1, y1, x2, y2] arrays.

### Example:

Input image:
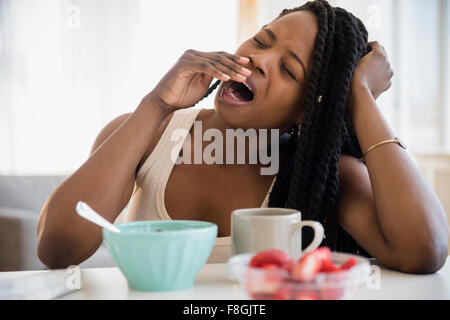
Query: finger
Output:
[[217, 51, 250, 65], [386, 81, 392, 91], [212, 53, 252, 76], [387, 68, 394, 81], [187, 49, 248, 65], [195, 51, 252, 77], [192, 60, 231, 82], [389, 68, 395, 78], [195, 55, 248, 82]]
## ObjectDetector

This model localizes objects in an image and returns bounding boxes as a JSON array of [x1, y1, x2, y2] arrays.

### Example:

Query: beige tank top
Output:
[[124, 107, 276, 263]]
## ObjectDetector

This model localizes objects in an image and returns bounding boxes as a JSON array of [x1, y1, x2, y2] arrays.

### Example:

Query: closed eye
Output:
[[252, 37, 266, 48], [282, 64, 296, 81]]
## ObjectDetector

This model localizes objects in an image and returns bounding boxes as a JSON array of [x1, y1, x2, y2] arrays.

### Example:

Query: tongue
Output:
[[233, 89, 251, 101]]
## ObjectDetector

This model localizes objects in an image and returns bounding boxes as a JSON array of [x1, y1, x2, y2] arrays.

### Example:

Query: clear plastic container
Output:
[[226, 252, 371, 300]]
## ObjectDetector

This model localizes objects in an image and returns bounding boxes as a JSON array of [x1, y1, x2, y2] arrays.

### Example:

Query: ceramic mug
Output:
[[231, 208, 324, 259]]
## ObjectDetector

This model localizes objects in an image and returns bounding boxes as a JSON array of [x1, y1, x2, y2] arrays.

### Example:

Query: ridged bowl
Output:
[[103, 220, 217, 291]]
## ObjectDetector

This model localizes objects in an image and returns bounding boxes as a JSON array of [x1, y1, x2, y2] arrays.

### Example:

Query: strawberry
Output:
[[320, 287, 345, 300], [268, 286, 293, 300], [281, 259, 296, 273], [261, 263, 281, 270], [313, 247, 332, 262], [246, 265, 284, 295], [249, 249, 290, 268], [291, 252, 322, 282], [249, 292, 268, 300], [340, 257, 357, 270], [320, 259, 341, 273], [294, 290, 320, 300]]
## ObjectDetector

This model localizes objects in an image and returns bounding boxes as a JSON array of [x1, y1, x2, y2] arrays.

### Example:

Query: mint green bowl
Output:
[[102, 220, 217, 292]]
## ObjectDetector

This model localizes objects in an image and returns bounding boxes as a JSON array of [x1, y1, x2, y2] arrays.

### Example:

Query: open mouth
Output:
[[220, 80, 255, 106]]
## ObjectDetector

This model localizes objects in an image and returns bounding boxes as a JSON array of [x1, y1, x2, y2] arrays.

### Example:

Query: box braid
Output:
[[196, 0, 372, 257]]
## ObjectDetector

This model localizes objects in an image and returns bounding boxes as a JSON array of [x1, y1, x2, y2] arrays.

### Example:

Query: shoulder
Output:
[[136, 108, 209, 173], [90, 113, 133, 155]]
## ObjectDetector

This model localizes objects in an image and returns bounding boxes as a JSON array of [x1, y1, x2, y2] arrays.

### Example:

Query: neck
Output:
[[192, 109, 293, 174]]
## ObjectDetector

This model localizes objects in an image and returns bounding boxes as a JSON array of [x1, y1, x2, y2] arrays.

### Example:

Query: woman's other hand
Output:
[[351, 41, 394, 101], [146, 50, 252, 113]]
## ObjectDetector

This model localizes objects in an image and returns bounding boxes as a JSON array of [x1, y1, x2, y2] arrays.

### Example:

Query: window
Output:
[[0, 0, 239, 174], [1, 0, 449, 174], [395, 0, 448, 153], [255, 0, 450, 153]]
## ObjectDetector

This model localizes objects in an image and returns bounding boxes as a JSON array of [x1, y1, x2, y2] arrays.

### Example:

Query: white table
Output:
[[1, 257, 450, 300]]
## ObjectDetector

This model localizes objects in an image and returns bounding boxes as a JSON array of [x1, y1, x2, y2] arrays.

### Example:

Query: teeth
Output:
[[243, 81, 254, 93]]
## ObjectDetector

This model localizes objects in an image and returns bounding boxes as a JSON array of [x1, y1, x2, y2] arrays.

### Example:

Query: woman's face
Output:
[[214, 10, 319, 131]]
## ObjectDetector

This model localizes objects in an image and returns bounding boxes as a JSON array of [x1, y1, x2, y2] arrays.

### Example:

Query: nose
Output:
[[248, 55, 266, 76]]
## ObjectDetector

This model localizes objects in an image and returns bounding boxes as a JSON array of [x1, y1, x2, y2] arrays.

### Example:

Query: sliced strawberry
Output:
[[281, 259, 296, 273], [268, 286, 293, 300], [261, 263, 280, 270], [313, 247, 332, 262], [246, 267, 284, 295], [249, 249, 290, 268], [320, 259, 341, 273], [320, 287, 345, 300], [340, 257, 357, 270], [291, 252, 322, 282], [249, 292, 269, 300], [294, 290, 320, 300]]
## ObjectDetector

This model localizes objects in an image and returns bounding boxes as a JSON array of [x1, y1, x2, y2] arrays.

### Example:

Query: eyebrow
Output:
[[262, 27, 307, 78]]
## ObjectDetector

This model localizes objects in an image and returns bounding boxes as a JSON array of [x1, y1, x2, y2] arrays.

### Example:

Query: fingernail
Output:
[[240, 67, 252, 76], [235, 74, 247, 81], [239, 56, 250, 62], [222, 74, 231, 81]]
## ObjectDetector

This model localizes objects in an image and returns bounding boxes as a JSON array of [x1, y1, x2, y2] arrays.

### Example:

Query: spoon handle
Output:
[[76, 201, 121, 233]]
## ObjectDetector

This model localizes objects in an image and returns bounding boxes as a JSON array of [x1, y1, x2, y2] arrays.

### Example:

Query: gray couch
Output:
[[0, 175, 115, 271]]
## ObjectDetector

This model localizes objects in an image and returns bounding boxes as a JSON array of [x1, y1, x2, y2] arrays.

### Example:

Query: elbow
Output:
[[37, 199, 99, 269], [37, 234, 70, 269], [37, 205, 75, 269], [393, 234, 448, 274], [37, 232, 82, 269], [392, 205, 449, 274]]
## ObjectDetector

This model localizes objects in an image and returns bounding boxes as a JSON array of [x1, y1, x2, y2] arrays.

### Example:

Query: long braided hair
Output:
[[198, 0, 372, 256]]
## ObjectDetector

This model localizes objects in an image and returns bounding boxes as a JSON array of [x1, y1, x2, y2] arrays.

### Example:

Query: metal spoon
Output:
[[75, 201, 121, 233]]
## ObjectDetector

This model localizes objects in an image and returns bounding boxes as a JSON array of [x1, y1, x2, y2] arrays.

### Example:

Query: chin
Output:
[[214, 99, 256, 130]]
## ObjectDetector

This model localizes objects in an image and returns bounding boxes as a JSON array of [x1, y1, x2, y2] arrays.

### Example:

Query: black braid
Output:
[[193, 79, 222, 107], [197, 0, 372, 257], [266, 0, 372, 257]]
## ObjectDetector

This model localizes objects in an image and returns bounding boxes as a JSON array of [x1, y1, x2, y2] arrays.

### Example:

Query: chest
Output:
[[164, 163, 275, 237]]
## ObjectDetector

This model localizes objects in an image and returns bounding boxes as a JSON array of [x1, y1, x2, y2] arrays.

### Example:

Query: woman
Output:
[[37, 0, 448, 273]]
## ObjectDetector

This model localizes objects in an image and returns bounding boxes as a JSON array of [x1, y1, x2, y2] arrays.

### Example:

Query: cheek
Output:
[[263, 86, 304, 119]]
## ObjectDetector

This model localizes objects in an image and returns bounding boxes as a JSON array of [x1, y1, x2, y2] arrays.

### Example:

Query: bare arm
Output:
[[336, 43, 448, 273], [37, 49, 251, 269], [37, 96, 171, 269]]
